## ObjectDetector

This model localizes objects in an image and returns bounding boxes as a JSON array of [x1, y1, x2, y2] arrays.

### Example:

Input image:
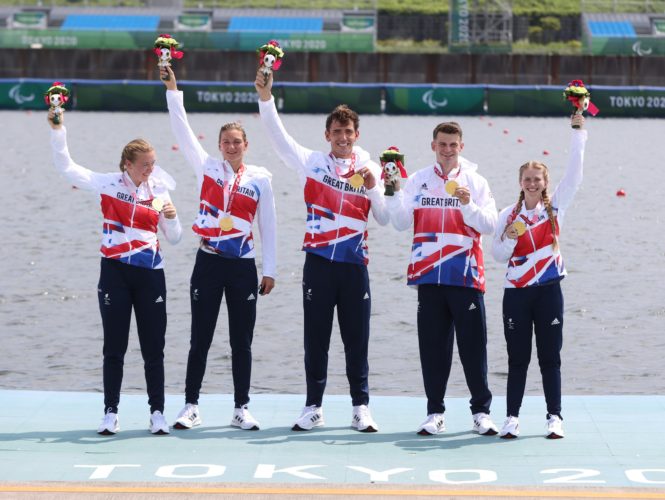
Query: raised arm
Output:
[[552, 114, 588, 212], [48, 109, 111, 192], [254, 68, 316, 184], [162, 66, 210, 184]]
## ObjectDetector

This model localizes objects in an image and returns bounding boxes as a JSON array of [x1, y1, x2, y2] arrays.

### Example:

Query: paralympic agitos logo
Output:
[[9, 84, 36, 105], [422, 89, 448, 110], [632, 41, 653, 56]]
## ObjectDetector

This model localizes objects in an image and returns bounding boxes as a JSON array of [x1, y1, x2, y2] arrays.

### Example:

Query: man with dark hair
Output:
[[254, 69, 389, 432], [432, 121, 463, 140], [387, 121, 499, 436]]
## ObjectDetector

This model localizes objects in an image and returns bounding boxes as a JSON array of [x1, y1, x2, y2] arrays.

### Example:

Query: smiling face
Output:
[[218, 128, 248, 168], [325, 119, 359, 159], [519, 163, 549, 205], [431, 131, 464, 171], [49, 93, 63, 107], [124, 150, 156, 186]]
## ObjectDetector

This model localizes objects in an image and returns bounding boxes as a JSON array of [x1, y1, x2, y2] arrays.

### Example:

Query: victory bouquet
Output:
[[44, 81, 70, 125], [154, 34, 184, 80], [257, 40, 284, 83], [563, 79, 599, 128], [379, 146, 407, 196]]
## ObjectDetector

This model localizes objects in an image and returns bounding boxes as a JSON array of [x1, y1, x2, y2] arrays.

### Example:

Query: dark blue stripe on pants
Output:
[[503, 281, 564, 418], [97, 258, 166, 414], [302, 253, 371, 407], [417, 284, 492, 415], [185, 249, 258, 407]]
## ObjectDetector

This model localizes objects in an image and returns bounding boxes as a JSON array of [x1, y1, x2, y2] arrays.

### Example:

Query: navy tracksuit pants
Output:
[[302, 253, 371, 407], [503, 281, 564, 418], [97, 258, 167, 415], [417, 284, 492, 416], [184, 249, 258, 408]]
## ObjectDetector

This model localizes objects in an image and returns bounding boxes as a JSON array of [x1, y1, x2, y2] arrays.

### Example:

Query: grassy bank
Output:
[[4, 0, 665, 15], [375, 39, 584, 54]]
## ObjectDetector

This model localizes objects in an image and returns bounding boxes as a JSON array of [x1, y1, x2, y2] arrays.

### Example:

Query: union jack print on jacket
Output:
[[492, 129, 587, 288], [50, 128, 182, 270], [388, 158, 497, 291], [166, 90, 277, 278], [258, 97, 389, 266]]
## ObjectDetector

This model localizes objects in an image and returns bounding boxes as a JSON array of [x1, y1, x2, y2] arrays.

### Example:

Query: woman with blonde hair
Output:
[[48, 107, 182, 436], [492, 114, 587, 439]]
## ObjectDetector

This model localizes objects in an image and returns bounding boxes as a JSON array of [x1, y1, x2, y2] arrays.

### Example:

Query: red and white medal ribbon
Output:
[[332, 153, 363, 188], [219, 163, 245, 231]]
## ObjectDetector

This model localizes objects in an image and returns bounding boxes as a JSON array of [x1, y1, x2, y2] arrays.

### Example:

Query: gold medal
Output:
[[349, 173, 364, 189], [151, 198, 164, 212], [445, 180, 459, 195], [512, 220, 527, 236], [219, 216, 234, 231]]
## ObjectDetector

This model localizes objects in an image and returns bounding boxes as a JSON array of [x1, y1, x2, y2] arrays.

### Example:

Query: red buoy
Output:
[[198, 134, 205, 140], [616, 189, 626, 197], [517, 138, 524, 143], [543, 150, 550, 156], [171, 144, 179, 151], [503, 129, 509, 134]]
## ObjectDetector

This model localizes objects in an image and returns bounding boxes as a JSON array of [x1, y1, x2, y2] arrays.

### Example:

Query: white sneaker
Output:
[[97, 412, 119, 435], [472, 412, 498, 436], [499, 416, 520, 439], [351, 405, 378, 433], [150, 411, 170, 435], [292, 405, 324, 431], [174, 403, 201, 430], [416, 413, 445, 435], [231, 405, 260, 430], [546, 414, 564, 439]]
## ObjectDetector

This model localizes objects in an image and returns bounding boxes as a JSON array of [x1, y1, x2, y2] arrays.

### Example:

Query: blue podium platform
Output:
[[1, 390, 665, 498]]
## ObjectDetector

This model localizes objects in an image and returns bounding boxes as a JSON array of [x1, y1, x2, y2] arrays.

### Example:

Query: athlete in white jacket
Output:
[[48, 107, 182, 436], [386, 121, 499, 437], [492, 114, 587, 440], [162, 66, 276, 432], [255, 68, 389, 433]]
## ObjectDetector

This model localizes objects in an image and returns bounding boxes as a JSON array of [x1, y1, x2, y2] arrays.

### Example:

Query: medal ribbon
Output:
[[122, 171, 153, 206], [330, 153, 357, 180], [519, 213, 539, 225], [433, 163, 460, 182], [224, 163, 245, 215]]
